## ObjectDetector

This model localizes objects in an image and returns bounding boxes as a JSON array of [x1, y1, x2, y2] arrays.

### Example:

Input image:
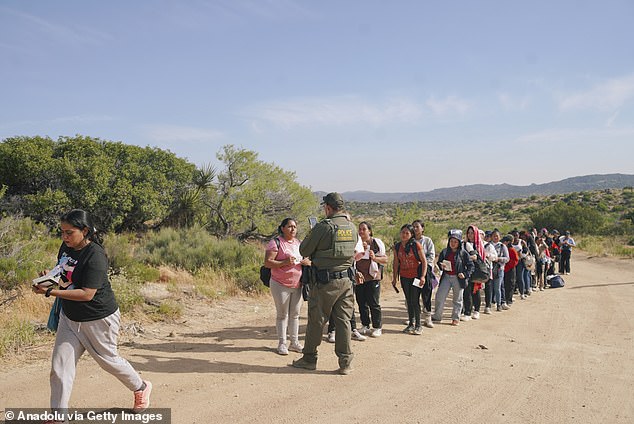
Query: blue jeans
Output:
[[432, 274, 464, 321], [523, 267, 532, 291], [492, 269, 504, 307]]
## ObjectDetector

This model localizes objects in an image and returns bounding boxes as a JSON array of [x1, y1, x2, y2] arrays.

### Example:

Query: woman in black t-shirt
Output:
[[33, 209, 152, 417]]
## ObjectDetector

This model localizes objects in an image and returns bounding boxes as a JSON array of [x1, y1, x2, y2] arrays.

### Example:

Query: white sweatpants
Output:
[[50, 309, 143, 409]]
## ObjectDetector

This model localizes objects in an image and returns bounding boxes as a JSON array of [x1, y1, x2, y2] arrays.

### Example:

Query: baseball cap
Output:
[[321, 192, 345, 209], [447, 229, 462, 241]]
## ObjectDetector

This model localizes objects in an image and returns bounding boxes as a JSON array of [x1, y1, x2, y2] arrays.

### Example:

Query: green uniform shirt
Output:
[[300, 214, 358, 272]]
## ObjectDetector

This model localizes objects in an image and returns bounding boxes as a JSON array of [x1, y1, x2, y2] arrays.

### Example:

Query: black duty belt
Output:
[[329, 271, 347, 279]]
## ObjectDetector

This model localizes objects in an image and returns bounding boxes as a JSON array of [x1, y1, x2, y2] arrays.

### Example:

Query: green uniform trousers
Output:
[[302, 276, 354, 368]]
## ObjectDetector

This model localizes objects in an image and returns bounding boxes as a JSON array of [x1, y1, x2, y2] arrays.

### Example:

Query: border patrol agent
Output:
[[292, 192, 358, 375]]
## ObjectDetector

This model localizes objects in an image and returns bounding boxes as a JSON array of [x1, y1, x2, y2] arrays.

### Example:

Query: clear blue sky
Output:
[[2, 1, 633, 193]]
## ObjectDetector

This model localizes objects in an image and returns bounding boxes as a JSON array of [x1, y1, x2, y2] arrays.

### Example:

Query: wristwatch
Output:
[[45, 287, 54, 297]]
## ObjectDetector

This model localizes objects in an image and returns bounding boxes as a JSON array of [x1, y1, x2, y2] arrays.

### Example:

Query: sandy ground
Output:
[[1, 252, 633, 424]]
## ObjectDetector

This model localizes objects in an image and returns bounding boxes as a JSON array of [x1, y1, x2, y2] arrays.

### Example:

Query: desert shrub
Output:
[[0, 216, 57, 290], [127, 263, 160, 283], [531, 201, 604, 235], [104, 233, 138, 271], [229, 264, 265, 295], [141, 226, 260, 271], [109, 272, 144, 314]]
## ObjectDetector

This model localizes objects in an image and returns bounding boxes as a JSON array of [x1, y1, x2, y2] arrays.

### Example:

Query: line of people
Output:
[[266, 193, 576, 374], [266, 217, 576, 352]]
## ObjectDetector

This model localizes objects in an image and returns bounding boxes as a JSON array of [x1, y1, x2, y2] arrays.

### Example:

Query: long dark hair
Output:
[[60, 209, 103, 246], [399, 223, 416, 254]]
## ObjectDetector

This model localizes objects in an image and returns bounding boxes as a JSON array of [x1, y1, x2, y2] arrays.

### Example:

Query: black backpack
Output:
[[470, 249, 491, 282], [394, 240, 423, 279], [259, 237, 281, 287]]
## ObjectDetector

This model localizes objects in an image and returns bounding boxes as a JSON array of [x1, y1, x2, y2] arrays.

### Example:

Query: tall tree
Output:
[[203, 145, 317, 238]]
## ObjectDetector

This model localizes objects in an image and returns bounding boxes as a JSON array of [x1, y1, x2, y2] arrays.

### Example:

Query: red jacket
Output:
[[505, 247, 519, 272]]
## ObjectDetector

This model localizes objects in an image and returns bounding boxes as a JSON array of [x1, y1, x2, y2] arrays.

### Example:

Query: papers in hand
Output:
[[32, 274, 60, 287], [442, 260, 452, 272], [411, 278, 423, 288]]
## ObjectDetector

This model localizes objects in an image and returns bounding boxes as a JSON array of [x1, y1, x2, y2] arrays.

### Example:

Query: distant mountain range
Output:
[[318, 174, 634, 203]]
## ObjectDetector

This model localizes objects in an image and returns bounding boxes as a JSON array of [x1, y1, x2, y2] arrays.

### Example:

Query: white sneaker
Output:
[[360, 325, 371, 335], [460, 315, 471, 321], [370, 328, 382, 338], [423, 318, 434, 329], [520, 294, 526, 300], [327, 331, 335, 343], [501, 303, 510, 310], [484, 307, 492, 315], [472, 311, 480, 320], [288, 342, 303, 353], [351, 329, 367, 341], [277, 342, 289, 355]]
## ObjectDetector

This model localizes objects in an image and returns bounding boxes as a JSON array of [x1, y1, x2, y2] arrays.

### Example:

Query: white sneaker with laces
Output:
[[288, 341, 303, 353], [360, 325, 371, 335], [277, 342, 289, 355], [370, 328, 382, 338], [501, 303, 510, 310], [327, 331, 335, 343], [472, 311, 480, 320], [351, 329, 367, 341], [484, 307, 492, 314]]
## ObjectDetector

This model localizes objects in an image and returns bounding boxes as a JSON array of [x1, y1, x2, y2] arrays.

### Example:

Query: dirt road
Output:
[[1, 252, 633, 423]]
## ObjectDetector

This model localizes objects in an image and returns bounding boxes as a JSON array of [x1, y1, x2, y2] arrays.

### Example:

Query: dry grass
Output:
[[578, 236, 634, 258], [0, 287, 54, 357]]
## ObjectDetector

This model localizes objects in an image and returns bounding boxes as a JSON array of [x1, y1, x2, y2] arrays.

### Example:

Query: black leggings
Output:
[[420, 267, 434, 313], [484, 279, 492, 308], [401, 277, 422, 327], [354, 280, 382, 328], [463, 282, 482, 315]]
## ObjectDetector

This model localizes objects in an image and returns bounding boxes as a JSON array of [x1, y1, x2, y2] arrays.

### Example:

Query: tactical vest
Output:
[[311, 215, 357, 269]]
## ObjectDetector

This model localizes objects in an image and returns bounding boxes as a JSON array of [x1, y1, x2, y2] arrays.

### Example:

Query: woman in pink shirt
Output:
[[265, 218, 309, 355]]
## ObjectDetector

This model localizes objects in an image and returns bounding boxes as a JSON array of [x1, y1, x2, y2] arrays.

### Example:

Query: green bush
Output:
[[141, 226, 261, 272], [109, 272, 144, 313], [229, 264, 264, 295], [127, 263, 160, 282], [104, 233, 137, 271], [531, 201, 604, 234]]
